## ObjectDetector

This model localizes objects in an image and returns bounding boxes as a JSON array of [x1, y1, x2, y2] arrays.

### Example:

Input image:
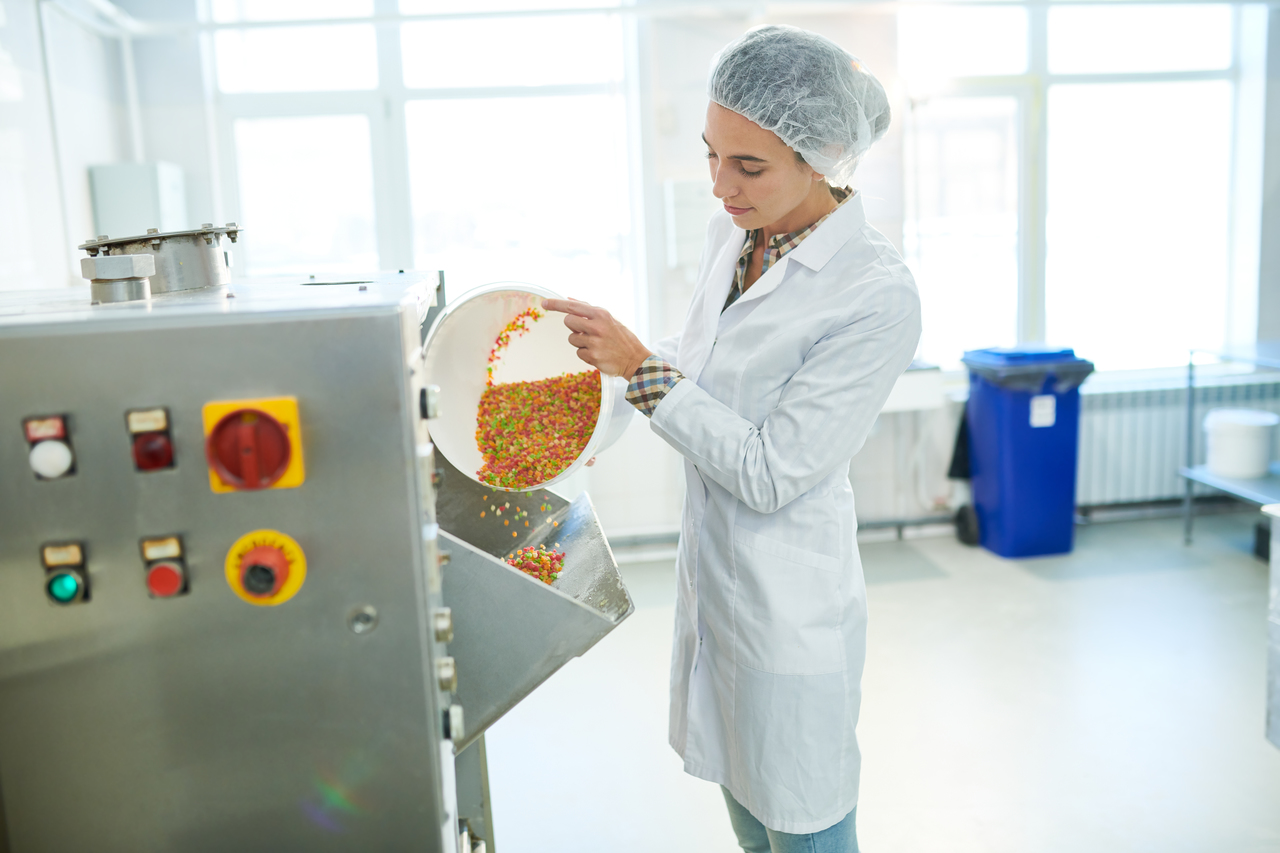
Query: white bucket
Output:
[[1204, 408, 1279, 479], [421, 282, 629, 492]]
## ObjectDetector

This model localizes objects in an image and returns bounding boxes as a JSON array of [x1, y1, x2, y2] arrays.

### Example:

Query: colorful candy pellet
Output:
[[475, 369, 601, 489], [506, 545, 566, 585]]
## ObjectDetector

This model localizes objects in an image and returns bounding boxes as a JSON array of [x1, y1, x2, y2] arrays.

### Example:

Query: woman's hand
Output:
[[541, 298, 652, 379]]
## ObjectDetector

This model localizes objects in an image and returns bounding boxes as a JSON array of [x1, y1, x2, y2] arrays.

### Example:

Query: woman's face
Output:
[[703, 102, 821, 231]]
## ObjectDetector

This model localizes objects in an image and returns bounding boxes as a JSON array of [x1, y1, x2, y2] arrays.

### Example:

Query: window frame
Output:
[[207, 0, 649, 335], [903, 3, 1256, 367]]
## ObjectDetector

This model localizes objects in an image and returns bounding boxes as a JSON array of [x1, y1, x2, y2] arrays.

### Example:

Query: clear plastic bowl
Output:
[[421, 282, 628, 492]]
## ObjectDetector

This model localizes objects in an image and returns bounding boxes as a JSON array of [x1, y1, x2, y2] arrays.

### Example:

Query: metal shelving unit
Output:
[[1182, 343, 1280, 544]]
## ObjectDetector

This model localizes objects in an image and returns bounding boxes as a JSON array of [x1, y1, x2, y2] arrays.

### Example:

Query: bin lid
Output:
[[962, 345, 1094, 392], [962, 345, 1085, 368]]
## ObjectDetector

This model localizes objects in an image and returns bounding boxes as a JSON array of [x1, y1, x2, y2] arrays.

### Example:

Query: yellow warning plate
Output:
[[202, 396, 305, 494]]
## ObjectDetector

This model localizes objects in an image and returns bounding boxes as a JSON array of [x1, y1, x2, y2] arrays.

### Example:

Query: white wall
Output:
[[1, 2, 75, 288], [120, 0, 218, 230], [43, 3, 128, 254], [0, 0, 66, 290], [0, 0, 128, 290], [1256, 8, 1280, 341]]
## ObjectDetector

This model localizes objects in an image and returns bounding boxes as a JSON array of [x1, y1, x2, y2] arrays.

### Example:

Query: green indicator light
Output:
[[47, 572, 81, 604]]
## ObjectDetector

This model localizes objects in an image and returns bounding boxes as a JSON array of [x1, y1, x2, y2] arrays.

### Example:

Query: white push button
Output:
[[30, 440, 74, 479]]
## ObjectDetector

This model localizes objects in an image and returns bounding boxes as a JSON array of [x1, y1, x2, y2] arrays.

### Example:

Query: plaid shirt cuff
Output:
[[626, 355, 684, 418]]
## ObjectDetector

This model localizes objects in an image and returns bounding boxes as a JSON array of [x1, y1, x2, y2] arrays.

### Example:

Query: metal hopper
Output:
[[436, 454, 634, 751]]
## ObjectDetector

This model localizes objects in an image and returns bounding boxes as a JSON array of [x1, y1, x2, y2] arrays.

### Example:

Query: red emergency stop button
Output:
[[238, 545, 290, 598], [206, 409, 292, 490], [146, 561, 186, 598]]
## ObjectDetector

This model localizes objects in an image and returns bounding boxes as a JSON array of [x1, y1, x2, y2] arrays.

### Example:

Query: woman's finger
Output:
[[542, 298, 596, 319]]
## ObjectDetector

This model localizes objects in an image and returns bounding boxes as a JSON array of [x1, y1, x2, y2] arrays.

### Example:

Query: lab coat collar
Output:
[[720, 191, 864, 313], [689, 192, 866, 382], [783, 190, 866, 273]]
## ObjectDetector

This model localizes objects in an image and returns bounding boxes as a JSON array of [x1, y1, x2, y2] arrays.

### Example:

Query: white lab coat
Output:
[[648, 193, 921, 834]]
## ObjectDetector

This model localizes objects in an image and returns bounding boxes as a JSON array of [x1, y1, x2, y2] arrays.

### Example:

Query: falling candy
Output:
[[486, 308, 543, 387]]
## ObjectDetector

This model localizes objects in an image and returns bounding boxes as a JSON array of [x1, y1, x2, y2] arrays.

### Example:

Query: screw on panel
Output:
[[436, 657, 458, 692], [348, 605, 379, 635], [432, 607, 453, 643], [444, 704, 465, 742]]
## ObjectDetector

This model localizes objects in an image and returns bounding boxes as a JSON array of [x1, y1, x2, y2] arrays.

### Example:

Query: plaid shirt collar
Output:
[[725, 186, 852, 312]]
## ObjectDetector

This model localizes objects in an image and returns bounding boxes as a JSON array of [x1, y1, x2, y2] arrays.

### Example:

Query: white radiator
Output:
[[1077, 377, 1280, 506]]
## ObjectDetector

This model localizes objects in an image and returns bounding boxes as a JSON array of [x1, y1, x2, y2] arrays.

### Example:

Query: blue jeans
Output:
[[722, 787, 859, 853]]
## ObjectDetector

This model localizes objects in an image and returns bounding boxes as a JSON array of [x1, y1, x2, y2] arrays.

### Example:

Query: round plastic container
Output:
[[421, 282, 629, 492], [1203, 408, 1280, 479]]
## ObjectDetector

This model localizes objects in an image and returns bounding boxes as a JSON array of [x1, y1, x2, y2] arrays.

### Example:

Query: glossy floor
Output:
[[482, 513, 1280, 853]]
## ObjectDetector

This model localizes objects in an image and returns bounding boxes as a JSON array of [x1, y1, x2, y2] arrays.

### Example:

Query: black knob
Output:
[[243, 563, 277, 595]]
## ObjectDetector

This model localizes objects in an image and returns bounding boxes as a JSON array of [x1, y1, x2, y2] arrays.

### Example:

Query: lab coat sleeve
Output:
[[599, 335, 680, 453], [648, 275, 921, 514], [595, 375, 635, 453]]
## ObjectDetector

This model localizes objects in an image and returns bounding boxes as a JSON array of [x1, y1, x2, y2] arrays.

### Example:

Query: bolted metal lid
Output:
[[79, 223, 242, 255]]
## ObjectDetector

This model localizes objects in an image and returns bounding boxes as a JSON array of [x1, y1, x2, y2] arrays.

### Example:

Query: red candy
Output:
[[506, 545, 565, 585], [476, 370, 600, 489]]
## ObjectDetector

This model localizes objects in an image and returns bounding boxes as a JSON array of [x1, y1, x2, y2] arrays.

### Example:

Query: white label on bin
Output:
[[1030, 394, 1056, 428]]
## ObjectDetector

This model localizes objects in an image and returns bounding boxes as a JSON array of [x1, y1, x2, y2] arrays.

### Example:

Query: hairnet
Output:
[[708, 25, 890, 185]]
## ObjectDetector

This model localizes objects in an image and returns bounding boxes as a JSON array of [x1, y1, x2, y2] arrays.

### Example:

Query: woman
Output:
[[545, 25, 920, 853]]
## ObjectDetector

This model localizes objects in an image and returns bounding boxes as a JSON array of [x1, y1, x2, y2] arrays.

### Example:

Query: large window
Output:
[[212, 0, 639, 324], [1044, 81, 1233, 370], [905, 96, 1020, 368], [404, 95, 634, 316], [233, 116, 379, 274], [900, 4, 1243, 371]]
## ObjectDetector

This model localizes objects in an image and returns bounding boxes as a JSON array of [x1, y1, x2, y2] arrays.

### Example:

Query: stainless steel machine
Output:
[[1265, 505, 1280, 750], [0, 252, 633, 851]]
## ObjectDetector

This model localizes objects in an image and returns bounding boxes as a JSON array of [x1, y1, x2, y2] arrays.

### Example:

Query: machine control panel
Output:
[[202, 396, 305, 492], [0, 275, 465, 851]]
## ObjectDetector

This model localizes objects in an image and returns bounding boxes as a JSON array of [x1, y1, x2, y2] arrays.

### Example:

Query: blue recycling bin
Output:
[[963, 346, 1095, 558]]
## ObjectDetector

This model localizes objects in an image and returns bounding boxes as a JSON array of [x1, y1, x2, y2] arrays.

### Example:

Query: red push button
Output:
[[133, 432, 174, 470], [238, 545, 290, 598], [206, 409, 292, 490], [146, 561, 186, 598]]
